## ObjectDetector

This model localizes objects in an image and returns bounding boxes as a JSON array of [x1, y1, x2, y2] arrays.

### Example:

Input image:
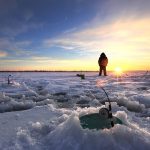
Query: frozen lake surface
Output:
[[0, 71, 150, 150]]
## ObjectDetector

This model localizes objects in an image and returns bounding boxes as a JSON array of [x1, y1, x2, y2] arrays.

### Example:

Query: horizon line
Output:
[[0, 70, 149, 72]]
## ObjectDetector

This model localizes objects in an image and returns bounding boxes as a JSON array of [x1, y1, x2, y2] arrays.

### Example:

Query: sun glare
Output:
[[115, 67, 122, 75]]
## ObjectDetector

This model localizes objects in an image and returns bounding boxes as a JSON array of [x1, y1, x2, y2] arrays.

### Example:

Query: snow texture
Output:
[[0, 71, 150, 150]]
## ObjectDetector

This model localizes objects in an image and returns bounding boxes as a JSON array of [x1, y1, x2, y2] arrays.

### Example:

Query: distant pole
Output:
[[8, 75, 11, 85]]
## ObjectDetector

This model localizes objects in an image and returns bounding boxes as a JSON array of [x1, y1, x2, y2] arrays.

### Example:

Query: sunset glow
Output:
[[0, 0, 150, 71], [114, 67, 122, 75]]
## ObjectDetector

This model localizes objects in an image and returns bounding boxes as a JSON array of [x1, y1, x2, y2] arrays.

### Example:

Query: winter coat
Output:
[[98, 57, 108, 67]]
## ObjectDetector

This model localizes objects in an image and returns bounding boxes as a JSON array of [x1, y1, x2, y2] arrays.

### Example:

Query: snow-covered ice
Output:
[[0, 71, 150, 150]]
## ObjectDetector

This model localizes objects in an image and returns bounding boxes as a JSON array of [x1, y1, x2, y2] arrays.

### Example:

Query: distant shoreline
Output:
[[0, 70, 97, 72], [0, 70, 148, 73]]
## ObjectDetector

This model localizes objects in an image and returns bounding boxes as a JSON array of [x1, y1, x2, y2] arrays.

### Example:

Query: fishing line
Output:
[[82, 79, 114, 127]]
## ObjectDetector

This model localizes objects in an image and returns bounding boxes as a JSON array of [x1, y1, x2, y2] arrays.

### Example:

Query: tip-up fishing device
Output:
[[79, 87, 122, 130]]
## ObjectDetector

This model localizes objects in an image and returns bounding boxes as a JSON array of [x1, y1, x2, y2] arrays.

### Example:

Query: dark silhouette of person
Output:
[[98, 53, 108, 76]]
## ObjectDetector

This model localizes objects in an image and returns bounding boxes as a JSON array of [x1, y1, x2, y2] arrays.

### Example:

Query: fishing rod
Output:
[[80, 79, 114, 127], [99, 87, 114, 127], [86, 87, 111, 109], [85, 85, 114, 127], [100, 87, 111, 111]]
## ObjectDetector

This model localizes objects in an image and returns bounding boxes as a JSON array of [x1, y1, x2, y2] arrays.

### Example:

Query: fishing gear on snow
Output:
[[76, 74, 85, 79], [79, 87, 123, 130], [8, 75, 12, 85]]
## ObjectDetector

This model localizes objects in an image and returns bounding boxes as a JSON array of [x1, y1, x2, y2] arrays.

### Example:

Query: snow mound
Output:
[[11, 110, 150, 150]]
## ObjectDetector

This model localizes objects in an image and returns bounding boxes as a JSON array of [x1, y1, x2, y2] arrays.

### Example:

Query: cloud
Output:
[[94, 0, 150, 21], [1, 22, 43, 37], [0, 38, 32, 49], [63, 27, 77, 34], [0, 51, 7, 57], [0, 0, 44, 37], [43, 0, 150, 54], [43, 16, 150, 70], [31, 56, 53, 63], [44, 38, 86, 51], [0, 56, 88, 71], [44, 17, 150, 53], [0, 38, 33, 57]]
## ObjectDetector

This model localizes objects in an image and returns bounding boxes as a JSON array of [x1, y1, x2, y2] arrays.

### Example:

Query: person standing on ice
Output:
[[98, 52, 108, 76]]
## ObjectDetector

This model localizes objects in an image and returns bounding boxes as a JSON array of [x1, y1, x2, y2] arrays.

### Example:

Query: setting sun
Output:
[[115, 67, 122, 75]]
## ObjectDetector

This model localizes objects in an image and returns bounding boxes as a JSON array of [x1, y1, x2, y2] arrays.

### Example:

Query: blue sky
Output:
[[0, 0, 150, 71]]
